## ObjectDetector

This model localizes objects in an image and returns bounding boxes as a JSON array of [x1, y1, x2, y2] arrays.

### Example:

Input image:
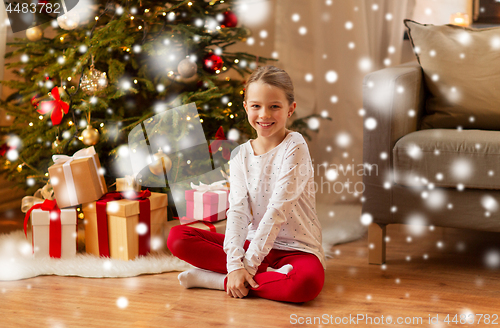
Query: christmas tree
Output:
[[0, 0, 324, 217]]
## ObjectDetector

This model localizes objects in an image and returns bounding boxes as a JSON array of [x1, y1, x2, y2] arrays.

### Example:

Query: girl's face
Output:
[[243, 81, 296, 140]]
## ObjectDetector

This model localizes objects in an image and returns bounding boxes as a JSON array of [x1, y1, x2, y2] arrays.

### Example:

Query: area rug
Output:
[[0, 203, 364, 281], [0, 230, 194, 281]]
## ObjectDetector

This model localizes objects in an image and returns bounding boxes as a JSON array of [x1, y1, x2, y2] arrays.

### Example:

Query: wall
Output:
[[412, 0, 473, 24]]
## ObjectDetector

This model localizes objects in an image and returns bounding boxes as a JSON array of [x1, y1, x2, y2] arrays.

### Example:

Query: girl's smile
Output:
[[243, 81, 296, 149]]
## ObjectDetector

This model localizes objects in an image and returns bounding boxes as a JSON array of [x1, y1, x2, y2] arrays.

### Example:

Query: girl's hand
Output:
[[226, 268, 259, 299]]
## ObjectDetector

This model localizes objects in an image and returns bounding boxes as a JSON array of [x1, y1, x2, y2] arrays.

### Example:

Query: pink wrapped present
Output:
[[185, 180, 229, 222]]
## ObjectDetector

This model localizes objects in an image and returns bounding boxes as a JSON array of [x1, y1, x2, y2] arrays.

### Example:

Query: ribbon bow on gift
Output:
[[52, 146, 97, 165], [190, 180, 228, 192], [51, 146, 106, 207], [21, 184, 55, 213], [208, 126, 231, 160], [23, 199, 59, 238], [23, 199, 64, 258], [37, 87, 69, 126]]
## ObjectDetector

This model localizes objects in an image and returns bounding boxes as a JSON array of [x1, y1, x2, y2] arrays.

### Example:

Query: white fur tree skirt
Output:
[[0, 230, 194, 281], [0, 203, 364, 281], [317, 203, 365, 258]]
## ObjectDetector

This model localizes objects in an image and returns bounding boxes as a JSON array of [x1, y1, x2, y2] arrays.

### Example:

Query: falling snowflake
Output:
[[116, 297, 129, 309], [406, 143, 423, 160], [479, 195, 498, 213], [360, 213, 373, 226], [424, 189, 447, 210], [456, 31, 472, 46], [364, 117, 377, 130], [404, 214, 427, 236], [135, 223, 148, 235], [451, 158, 473, 180], [325, 70, 338, 83], [307, 117, 320, 130], [325, 169, 338, 181], [485, 249, 500, 269], [336, 132, 351, 148], [491, 36, 500, 50], [358, 57, 372, 72], [103, 260, 112, 270]]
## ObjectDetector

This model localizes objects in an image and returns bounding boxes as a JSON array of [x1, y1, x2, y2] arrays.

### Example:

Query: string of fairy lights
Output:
[[7, 0, 256, 188]]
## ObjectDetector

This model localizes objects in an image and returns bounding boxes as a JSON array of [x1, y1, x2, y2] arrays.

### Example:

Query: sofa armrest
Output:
[[362, 62, 425, 221]]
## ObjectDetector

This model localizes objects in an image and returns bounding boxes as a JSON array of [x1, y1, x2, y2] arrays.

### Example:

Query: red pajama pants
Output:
[[167, 224, 325, 303]]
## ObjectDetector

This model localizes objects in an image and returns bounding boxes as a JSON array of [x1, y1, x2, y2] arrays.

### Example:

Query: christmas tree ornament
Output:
[[57, 12, 80, 30], [241, 26, 252, 41], [148, 149, 172, 176], [38, 0, 50, 13], [26, 26, 43, 41], [196, 80, 210, 90], [37, 86, 69, 125], [52, 137, 63, 153], [209, 126, 231, 160], [80, 65, 108, 95], [221, 11, 238, 28], [30, 94, 40, 109], [202, 53, 223, 74], [177, 58, 197, 78], [81, 125, 100, 146]]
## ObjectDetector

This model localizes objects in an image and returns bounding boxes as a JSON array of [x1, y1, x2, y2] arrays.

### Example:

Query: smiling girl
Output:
[[168, 65, 326, 303]]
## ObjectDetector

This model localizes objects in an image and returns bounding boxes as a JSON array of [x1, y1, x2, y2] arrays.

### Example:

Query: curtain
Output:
[[274, 0, 414, 205]]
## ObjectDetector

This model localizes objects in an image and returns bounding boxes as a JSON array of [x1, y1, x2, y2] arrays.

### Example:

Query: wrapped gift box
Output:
[[184, 218, 226, 233], [31, 206, 77, 258], [48, 147, 107, 209], [116, 176, 141, 192], [185, 182, 229, 222], [82, 192, 167, 261], [165, 217, 227, 252]]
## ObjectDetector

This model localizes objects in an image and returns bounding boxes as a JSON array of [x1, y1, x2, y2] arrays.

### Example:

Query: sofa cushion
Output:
[[393, 129, 500, 190], [404, 20, 500, 130]]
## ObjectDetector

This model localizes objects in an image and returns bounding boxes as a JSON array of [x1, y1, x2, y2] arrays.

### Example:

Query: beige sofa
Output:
[[362, 60, 500, 264], [362, 20, 500, 264]]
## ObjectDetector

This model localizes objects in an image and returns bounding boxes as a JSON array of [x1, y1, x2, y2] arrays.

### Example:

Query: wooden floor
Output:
[[2, 209, 500, 328]]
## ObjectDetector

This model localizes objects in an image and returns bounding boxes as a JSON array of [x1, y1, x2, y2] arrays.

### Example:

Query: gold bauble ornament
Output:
[[52, 137, 63, 153], [26, 27, 43, 41], [81, 125, 100, 146], [177, 58, 197, 78], [80, 66, 108, 95], [149, 149, 173, 175]]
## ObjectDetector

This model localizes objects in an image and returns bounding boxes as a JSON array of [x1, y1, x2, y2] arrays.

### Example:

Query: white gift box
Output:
[[31, 207, 77, 258]]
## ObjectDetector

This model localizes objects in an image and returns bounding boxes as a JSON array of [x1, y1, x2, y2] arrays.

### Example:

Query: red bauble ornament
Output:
[[221, 11, 238, 28], [196, 80, 210, 90], [38, 0, 49, 13], [31, 94, 40, 108], [202, 53, 223, 74]]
